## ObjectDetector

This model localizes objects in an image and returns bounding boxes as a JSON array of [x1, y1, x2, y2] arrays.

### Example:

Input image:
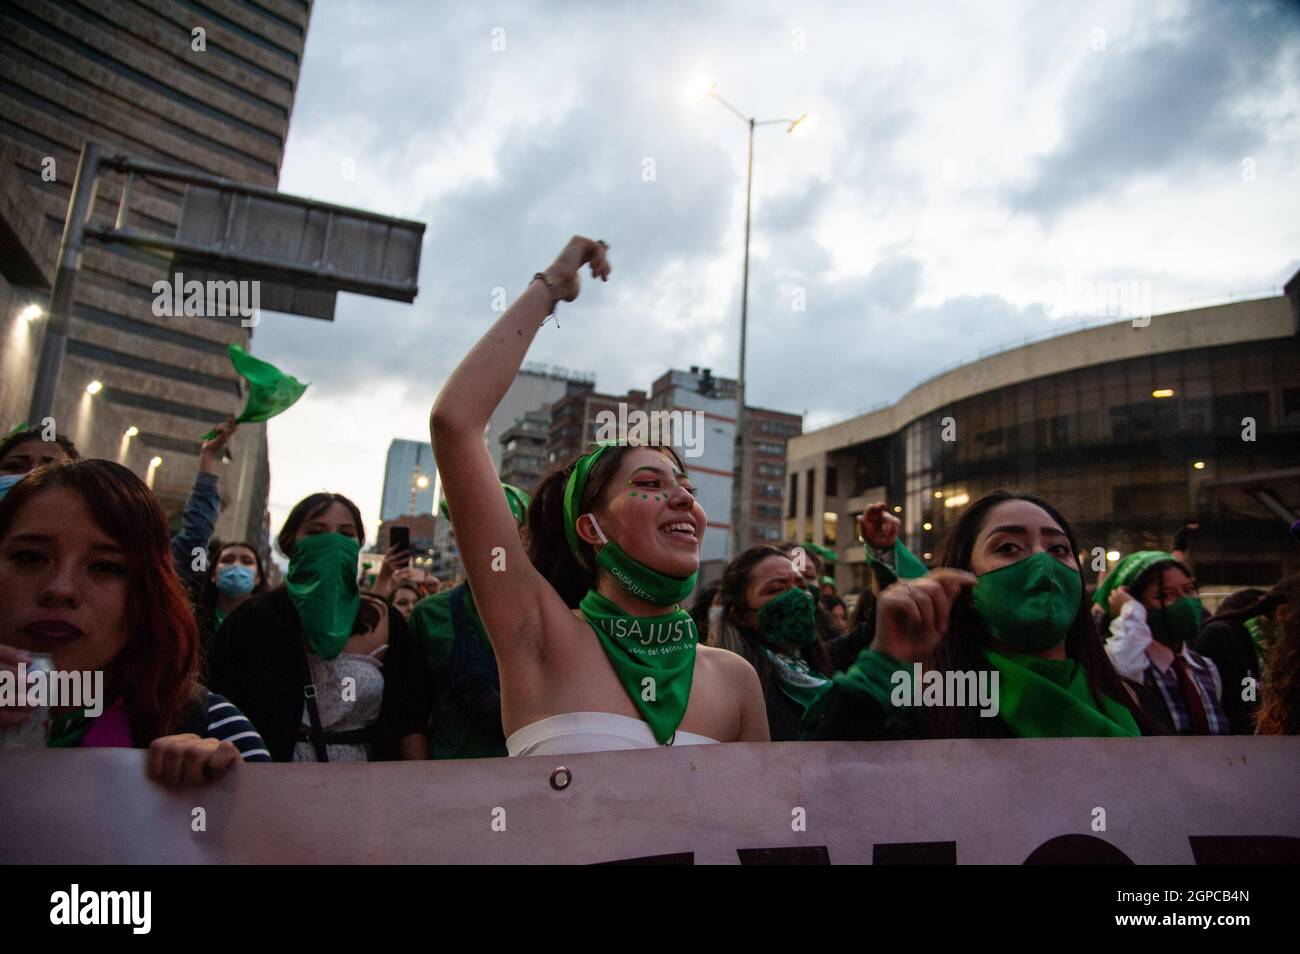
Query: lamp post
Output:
[[691, 79, 810, 558]]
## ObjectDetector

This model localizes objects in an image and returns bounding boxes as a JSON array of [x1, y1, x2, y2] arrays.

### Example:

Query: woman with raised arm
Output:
[[429, 236, 768, 755]]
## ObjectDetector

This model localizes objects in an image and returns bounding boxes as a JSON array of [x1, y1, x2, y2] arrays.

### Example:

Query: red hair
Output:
[[0, 460, 200, 742]]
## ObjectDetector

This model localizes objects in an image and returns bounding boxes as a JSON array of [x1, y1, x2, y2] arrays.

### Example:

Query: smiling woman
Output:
[[429, 235, 769, 754]]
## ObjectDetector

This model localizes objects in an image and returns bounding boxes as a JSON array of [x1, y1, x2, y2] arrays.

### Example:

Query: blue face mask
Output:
[[0, 473, 25, 502], [216, 563, 257, 597]]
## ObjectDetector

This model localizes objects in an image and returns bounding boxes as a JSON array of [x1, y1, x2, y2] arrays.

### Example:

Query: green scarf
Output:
[[578, 588, 697, 743], [865, 539, 929, 587], [1093, 550, 1175, 619], [763, 648, 833, 721], [983, 648, 1139, 738], [47, 710, 91, 748], [201, 344, 308, 439], [285, 533, 361, 660]]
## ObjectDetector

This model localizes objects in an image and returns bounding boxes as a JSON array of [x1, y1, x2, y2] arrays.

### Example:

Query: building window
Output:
[[823, 512, 838, 546], [825, 466, 837, 497], [788, 472, 798, 518], [805, 469, 814, 517], [757, 504, 782, 520]]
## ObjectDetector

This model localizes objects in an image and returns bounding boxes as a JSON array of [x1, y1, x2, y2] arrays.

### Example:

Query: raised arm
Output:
[[429, 236, 611, 663]]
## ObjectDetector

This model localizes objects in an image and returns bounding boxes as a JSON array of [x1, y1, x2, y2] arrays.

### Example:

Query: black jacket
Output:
[[1193, 620, 1260, 735], [208, 586, 425, 762]]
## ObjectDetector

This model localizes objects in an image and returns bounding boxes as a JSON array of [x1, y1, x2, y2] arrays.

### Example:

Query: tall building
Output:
[[379, 438, 435, 521], [485, 362, 594, 470], [499, 407, 551, 495], [787, 276, 1300, 593], [0, 0, 313, 554], [741, 406, 803, 547], [547, 386, 647, 468]]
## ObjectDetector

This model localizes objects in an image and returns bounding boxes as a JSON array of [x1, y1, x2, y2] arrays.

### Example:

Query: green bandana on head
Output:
[[563, 442, 698, 606], [285, 532, 361, 660], [578, 589, 698, 743], [201, 344, 308, 439], [439, 483, 531, 527], [1093, 550, 1176, 619]]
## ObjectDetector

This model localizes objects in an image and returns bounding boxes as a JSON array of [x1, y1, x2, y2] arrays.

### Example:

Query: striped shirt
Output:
[[200, 692, 272, 762]]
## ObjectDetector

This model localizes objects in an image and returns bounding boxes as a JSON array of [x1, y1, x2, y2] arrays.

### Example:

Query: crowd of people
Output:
[[2, 235, 1298, 790]]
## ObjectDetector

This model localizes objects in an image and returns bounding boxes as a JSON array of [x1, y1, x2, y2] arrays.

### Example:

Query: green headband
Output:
[[439, 483, 532, 528], [1093, 550, 1176, 617], [563, 442, 618, 566]]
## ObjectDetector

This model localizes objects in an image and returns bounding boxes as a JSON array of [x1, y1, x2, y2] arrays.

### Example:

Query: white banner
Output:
[[2, 738, 1297, 864]]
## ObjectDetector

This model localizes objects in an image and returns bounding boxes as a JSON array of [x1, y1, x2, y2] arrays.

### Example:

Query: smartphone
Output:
[[388, 525, 410, 560]]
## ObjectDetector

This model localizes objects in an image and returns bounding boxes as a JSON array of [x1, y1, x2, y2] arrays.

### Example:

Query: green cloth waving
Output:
[[578, 588, 697, 744], [202, 344, 308, 439], [983, 648, 1139, 738], [866, 539, 929, 588]]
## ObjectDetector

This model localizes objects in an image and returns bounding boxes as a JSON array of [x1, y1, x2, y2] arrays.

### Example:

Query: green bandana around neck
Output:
[[762, 648, 832, 722], [285, 532, 361, 660], [1093, 550, 1176, 619], [1148, 595, 1202, 649], [201, 344, 308, 439], [983, 648, 1140, 738], [578, 588, 698, 743], [971, 551, 1082, 652], [757, 586, 818, 649], [563, 442, 698, 607], [46, 709, 91, 748]]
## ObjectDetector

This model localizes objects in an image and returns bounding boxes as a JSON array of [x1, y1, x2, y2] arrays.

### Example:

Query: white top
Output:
[[294, 651, 385, 763], [506, 711, 719, 757]]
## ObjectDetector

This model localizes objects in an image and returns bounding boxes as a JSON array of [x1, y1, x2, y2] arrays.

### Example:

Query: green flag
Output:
[[202, 345, 308, 439]]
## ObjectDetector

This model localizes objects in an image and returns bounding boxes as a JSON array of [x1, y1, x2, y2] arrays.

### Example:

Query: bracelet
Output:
[[532, 272, 560, 328]]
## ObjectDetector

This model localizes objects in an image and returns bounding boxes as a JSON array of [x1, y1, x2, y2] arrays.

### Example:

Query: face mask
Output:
[[971, 550, 1082, 653], [0, 473, 24, 502], [1148, 595, 1202, 649], [588, 515, 697, 606], [757, 586, 818, 649], [285, 532, 361, 660], [216, 563, 256, 597]]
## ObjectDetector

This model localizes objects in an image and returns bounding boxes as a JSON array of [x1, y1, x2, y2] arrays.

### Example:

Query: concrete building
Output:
[[499, 407, 550, 495], [742, 405, 803, 547], [379, 438, 435, 521], [0, 0, 312, 555], [546, 386, 647, 468], [787, 276, 1300, 593], [485, 362, 595, 471]]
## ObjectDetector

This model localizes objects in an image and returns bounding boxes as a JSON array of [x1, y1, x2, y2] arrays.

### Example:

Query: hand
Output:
[[1108, 585, 1134, 616], [858, 503, 900, 550], [371, 544, 409, 597], [199, 417, 238, 474], [542, 235, 611, 303], [870, 568, 976, 663], [0, 644, 34, 728], [147, 734, 242, 785]]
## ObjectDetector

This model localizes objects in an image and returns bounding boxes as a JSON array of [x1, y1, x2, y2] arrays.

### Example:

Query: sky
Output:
[[253, 0, 1300, 547]]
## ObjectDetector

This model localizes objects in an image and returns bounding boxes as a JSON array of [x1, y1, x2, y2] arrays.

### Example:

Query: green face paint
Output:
[[1147, 595, 1202, 649], [757, 586, 818, 649], [971, 550, 1082, 652], [285, 532, 361, 659]]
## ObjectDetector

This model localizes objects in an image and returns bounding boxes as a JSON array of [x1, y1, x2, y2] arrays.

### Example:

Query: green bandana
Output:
[[865, 539, 929, 587], [983, 648, 1139, 738], [440, 483, 531, 526], [201, 344, 308, 439], [757, 586, 818, 649], [1244, 615, 1274, 669], [563, 442, 698, 606], [46, 710, 91, 748], [1148, 595, 1202, 649], [971, 552, 1082, 652], [762, 648, 833, 722], [1093, 550, 1175, 619], [285, 533, 361, 660], [578, 588, 698, 743]]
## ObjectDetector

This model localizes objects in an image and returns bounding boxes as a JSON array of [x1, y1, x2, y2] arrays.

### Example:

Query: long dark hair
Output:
[[1257, 574, 1300, 735], [926, 489, 1159, 737], [710, 545, 834, 695], [0, 426, 80, 467], [527, 444, 688, 608], [0, 460, 199, 742], [276, 492, 366, 558]]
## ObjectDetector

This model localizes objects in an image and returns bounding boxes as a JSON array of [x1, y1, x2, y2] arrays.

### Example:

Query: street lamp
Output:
[[691, 78, 811, 558]]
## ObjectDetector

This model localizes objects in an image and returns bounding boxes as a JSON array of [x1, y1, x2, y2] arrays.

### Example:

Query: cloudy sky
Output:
[[253, 0, 1300, 544]]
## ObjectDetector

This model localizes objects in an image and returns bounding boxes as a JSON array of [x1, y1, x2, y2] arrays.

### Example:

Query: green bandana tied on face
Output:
[[578, 589, 698, 743], [757, 586, 818, 649], [971, 551, 1082, 652], [201, 344, 308, 440], [984, 648, 1140, 738], [563, 442, 698, 606], [285, 533, 361, 660], [1148, 596, 1202, 650]]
